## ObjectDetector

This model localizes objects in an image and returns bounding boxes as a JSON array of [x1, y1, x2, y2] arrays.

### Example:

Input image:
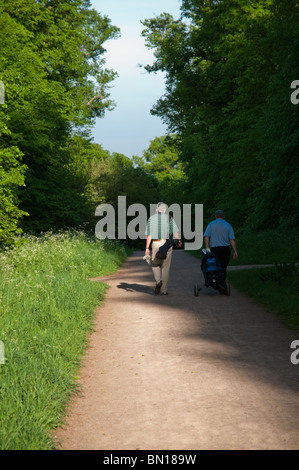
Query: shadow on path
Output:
[[117, 282, 154, 295], [55, 250, 299, 450]]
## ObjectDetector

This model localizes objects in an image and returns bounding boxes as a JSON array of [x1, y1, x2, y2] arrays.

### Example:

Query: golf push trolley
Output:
[[194, 249, 230, 296]]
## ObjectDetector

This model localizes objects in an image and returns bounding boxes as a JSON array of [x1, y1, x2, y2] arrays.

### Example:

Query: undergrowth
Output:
[[0, 230, 129, 450]]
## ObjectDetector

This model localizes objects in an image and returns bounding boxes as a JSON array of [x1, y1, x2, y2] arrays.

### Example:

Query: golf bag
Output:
[[201, 250, 226, 291], [155, 235, 180, 260]]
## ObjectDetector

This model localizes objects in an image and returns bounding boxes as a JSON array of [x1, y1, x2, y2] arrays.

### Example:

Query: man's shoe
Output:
[[155, 280, 162, 294], [161, 292, 168, 295]]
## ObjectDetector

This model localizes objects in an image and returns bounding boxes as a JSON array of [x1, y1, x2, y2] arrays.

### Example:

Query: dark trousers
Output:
[[211, 246, 231, 280]]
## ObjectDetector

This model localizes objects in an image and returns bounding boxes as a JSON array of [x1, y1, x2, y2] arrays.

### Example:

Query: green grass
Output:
[[0, 230, 130, 450], [230, 228, 299, 265], [227, 264, 299, 331], [228, 230, 299, 330], [188, 228, 299, 330]]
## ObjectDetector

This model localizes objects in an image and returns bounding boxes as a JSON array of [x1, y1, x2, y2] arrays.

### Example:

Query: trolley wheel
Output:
[[194, 284, 199, 296], [226, 284, 231, 296]]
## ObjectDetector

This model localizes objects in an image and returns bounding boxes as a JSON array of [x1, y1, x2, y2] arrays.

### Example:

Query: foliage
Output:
[[259, 263, 298, 284], [0, 108, 28, 246], [142, 0, 299, 232], [190, 228, 299, 265], [65, 136, 161, 242], [0, 0, 119, 237], [227, 266, 299, 331], [133, 135, 186, 206], [247, 0, 299, 229], [1, 0, 298, 246], [0, 0, 165, 242]]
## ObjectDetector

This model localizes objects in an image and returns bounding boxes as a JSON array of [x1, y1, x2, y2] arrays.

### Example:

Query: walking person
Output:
[[203, 210, 238, 282], [145, 202, 181, 295]]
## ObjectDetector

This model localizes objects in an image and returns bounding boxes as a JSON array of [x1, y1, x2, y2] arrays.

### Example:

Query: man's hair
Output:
[[156, 201, 167, 212]]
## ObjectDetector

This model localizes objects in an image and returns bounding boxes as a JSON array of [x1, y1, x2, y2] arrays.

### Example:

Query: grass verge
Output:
[[227, 264, 299, 331], [187, 228, 299, 330], [0, 230, 130, 450]]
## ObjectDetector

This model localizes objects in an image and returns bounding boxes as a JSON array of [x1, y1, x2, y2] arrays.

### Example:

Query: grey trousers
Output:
[[151, 240, 173, 294]]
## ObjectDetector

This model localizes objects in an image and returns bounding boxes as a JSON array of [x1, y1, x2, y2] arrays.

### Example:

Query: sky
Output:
[[90, 0, 182, 158]]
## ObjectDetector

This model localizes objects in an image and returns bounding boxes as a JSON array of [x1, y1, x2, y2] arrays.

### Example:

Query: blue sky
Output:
[[90, 0, 182, 157]]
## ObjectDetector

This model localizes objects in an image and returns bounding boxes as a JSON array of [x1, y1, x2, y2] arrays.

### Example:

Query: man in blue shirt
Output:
[[203, 210, 238, 281]]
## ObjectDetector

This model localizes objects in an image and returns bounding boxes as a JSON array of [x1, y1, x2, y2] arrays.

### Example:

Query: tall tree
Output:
[[142, 0, 299, 230], [247, 0, 299, 229], [0, 0, 119, 232], [134, 135, 186, 205], [0, 108, 27, 246], [66, 136, 161, 240]]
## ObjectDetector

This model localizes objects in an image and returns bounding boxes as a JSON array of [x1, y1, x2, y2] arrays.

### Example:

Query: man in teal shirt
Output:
[[145, 202, 180, 295], [204, 210, 238, 280]]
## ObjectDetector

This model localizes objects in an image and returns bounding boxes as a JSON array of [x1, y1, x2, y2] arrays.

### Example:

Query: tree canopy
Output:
[[142, 0, 299, 231], [0, 0, 120, 238], [0, 0, 298, 247], [133, 135, 186, 206]]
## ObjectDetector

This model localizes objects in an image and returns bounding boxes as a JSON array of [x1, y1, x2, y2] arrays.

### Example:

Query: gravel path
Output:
[[55, 250, 299, 450]]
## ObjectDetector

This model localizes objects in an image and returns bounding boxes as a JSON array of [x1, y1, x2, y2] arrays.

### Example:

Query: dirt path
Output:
[[55, 250, 299, 450]]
